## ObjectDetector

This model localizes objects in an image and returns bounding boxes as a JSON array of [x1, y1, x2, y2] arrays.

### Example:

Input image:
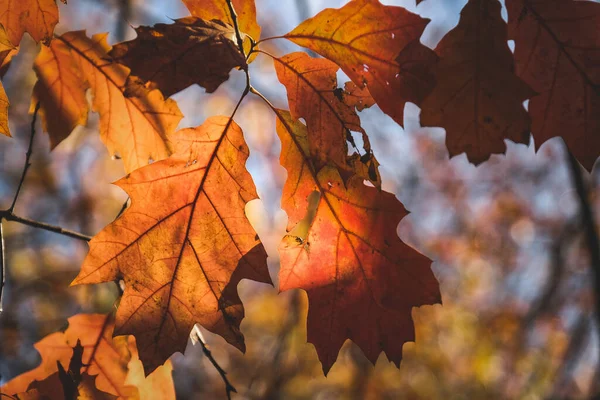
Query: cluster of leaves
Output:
[[0, 0, 598, 397]]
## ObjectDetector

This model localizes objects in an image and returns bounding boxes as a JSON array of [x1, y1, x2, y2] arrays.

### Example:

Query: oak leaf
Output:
[[0, 314, 175, 399], [181, 0, 260, 42], [274, 52, 381, 188], [284, 0, 434, 125], [420, 0, 535, 164], [0, 0, 65, 46], [16, 371, 117, 400], [72, 117, 272, 374], [275, 110, 441, 374], [110, 17, 246, 97], [507, 0, 600, 171], [33, 32, 183, 173], [32, 38, 90, 147]]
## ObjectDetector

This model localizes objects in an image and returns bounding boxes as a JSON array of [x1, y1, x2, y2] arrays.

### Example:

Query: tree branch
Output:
[[9, 102, 41, 213], [564, 147, 600, 357], [225, 0, 246, 56], [192, 326, 237, 400], [0, 211, 92, 242], [0, 221, 5, 313]]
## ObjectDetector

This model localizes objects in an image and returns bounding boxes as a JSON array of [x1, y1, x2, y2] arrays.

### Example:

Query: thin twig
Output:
[[564, 148, 600, 360], [0, 212, 92, 242], [0, 221, 5, 313], [194, 328, 237, 400], [9, 101, 41, 213]]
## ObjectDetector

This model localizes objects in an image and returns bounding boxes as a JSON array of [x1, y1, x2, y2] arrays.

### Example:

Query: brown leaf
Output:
[[72, 117, 272, 374], [420, 0, 535, 164], [275, 110, 441, 374], [0, 314, 174, 399], [182, 0, 260, 42], [34, 32, 183, 173], [110, 17, 247, 97], [507, 0, 600, 171], [0, 0, 64, 45], [273, 52, 381, 188], [284, 0, 432, 125], [16, 372, 117, 400]]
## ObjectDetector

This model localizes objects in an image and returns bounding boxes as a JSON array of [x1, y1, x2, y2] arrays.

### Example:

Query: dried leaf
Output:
[[32, 39, 90, 147], [17, 372, 117, 400], [0, 83, 8, 137], [0, 0, 64, 45], [110, 17, 247, 97], [35, 32, 183, 172], [276, 110, 441, 374], [342, 81, 375, 112], [274, 52, 381, 188], [0, 314, 174, 399], [72, 117, 272, 374], [420, 0, 535, 164], [507, 0, 600, 171], [285, 0, 433, 125]]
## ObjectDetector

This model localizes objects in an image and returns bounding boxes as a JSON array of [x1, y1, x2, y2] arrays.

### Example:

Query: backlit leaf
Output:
[[0, 24, 16, 137], [420, 0, 535, 164], [507, 0, 600, 171], [32, 39, 90, 147], [34, 32, 183, 172], [0, 314, 175, 399], [285, 0, 433, 125], [274, 52, 381, 188], [110, 17, 247, 97], [72, 117, 272, 374], [0, 0, 64, 45], [275, 110, 441, 374]]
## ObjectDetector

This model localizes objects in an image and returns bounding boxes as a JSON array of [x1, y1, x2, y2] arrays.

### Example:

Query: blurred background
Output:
[[0, 0, 599, 398]]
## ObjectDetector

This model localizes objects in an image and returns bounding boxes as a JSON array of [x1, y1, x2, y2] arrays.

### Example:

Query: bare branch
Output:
[[9, 102, 41, 213], [565, 146, 600, 361], [192, 326, 237, 400], [0, 221, 5, 313], [0, 212, 92, 242]]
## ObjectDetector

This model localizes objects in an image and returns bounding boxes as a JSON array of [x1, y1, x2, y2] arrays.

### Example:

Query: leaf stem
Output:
[[9, 101, 41, 213], [564, 146, 600, 358], [254, 36, 286, 46]]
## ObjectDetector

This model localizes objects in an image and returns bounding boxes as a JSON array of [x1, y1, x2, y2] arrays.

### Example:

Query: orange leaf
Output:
[[273, 52, 381, 188], [420, 0, 535, 164], [0, 24, 16, 137], [275, 110, 441, 374], [110, 17, 246, 97], [34, 32, 183, 173], [181, 0, 260, 42], [507, 0, 600, 171], [72, 117, 272, 374], [284, 0, 433, 126], [0, 314, 174, 399], [0, 0, 64, 46], [32, 39, 90, 147]]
